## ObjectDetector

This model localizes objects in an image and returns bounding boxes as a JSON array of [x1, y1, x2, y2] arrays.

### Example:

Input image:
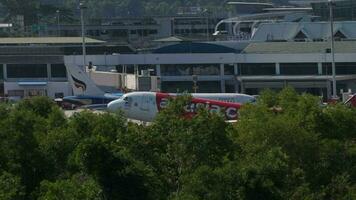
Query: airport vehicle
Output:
[[107, 92, 254, 122], [63, 63, 123, 108]]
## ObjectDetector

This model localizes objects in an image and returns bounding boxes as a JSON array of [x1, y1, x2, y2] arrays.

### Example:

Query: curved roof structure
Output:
[[153, 42, 238, 54]]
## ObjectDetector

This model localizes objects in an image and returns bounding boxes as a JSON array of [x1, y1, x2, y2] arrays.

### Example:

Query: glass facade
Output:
[[0, 65, 3, 80], [51, 64, 67, 78], [224, 64, 235, 75], [323, 63, 356, 75], [322, 63, 332, 75], [161, 81, 193, 93], [161, 64, 220, 76], [239, 63, 275, 76], [197, 81, 221, 93], [7, 64, 47, 78], [280, 63, 318, 75], [0, 83, 3, 97], [161, 81, 221, 93]]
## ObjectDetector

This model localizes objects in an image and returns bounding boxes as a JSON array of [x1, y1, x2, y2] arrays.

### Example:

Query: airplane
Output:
[[107, 92, 255, 122], [62, 63, 123, 109]]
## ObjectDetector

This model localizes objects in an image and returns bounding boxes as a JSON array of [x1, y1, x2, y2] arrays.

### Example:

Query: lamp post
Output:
[[171, 17, 175, 36], [192, 75, 198, 93], [56, 9, 60, 36], [79, 2, 87, 68], [329, 0, 337, 99], [202, 9, 209, 41]]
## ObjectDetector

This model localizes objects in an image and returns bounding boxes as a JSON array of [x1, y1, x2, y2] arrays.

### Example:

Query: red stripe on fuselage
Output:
[[155, 92, 242, 120]]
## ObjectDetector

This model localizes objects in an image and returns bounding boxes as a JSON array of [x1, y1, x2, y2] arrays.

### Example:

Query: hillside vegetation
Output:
[[0, 88, 355, 199]]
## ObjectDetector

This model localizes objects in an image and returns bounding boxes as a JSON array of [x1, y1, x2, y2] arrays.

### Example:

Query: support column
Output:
[[134, 64, 138, 90], [47, 64, 51, 81], [156, 64, 161, 76], [234, 63, 239, 93], [318, 62, 322, 75], [220, 64, 225, 93], [326, 80, 332, 100], [234, 63, 238, 75], [240, 80, 245, 93], [3, 64, 7, 80], [156, 64, 161, 92], [45, 64, 51, 96], [276, 63, 280, 75]]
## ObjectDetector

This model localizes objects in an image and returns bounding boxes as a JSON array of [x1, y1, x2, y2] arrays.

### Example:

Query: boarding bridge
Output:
[[89, 70, 160, 92]]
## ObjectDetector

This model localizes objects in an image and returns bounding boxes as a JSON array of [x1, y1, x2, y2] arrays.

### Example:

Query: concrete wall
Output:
[[47, 82, 72, 98], [4, 81, 71, 98], [126, 74, 137, 90]]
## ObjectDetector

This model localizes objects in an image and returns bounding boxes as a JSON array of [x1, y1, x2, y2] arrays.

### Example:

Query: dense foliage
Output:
[[0, 88, 355, 199]]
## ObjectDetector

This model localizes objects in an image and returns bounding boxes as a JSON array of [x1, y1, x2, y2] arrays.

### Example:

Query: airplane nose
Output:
[[107, 100, 123, 112]]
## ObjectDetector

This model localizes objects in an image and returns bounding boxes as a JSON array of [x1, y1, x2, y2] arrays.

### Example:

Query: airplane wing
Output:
[[81, 104, 108, 110]]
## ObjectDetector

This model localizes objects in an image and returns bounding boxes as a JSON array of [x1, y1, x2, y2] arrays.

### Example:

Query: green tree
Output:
[[116, 95, 232, 198], [0, 108, 48, 198], [72, 136, 156, 200], [0, 171, 25, 200], [173, 88, 356, 199], [38, 174, 102, 200], [16, 96, 58, 118]]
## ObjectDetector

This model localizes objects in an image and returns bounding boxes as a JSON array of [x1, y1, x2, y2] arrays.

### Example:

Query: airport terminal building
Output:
[[0, 37, 134, 100], [3, 22, 356, 100], [64, 22, 356, 99]]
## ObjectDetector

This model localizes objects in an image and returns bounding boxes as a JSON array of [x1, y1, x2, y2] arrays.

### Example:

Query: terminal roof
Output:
[[0, 37, 105, 45], [243, 41, 356, 54], [153, 36, 189, 42]]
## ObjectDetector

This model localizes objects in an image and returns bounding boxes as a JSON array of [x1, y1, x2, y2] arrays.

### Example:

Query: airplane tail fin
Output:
[[65, 62, 105, 96]]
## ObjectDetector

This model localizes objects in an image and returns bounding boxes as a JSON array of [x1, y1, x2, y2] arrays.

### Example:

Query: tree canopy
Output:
[[0, 90, 355, 199]]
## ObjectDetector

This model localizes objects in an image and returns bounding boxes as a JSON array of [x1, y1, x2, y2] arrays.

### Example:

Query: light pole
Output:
[[56, 9, 60, 36], [79, 2, 87, 68], [203, 9, 209, 41], [329, 0, 337, 99], [171, 17, 175, 36], [192, 75, 198, 93], [207, 16, 209, 41]]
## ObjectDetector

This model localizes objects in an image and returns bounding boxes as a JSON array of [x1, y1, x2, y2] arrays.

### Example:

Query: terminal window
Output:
[[224, 64, 235, 75], [7, 64, 47, 78], [239, 63, 275, 76], [280, 63, 318, 75], [0, 64, 3, 80], [323, 63, 356, 75], [161, 64, 220, 76], [51, 64, 67, 78]]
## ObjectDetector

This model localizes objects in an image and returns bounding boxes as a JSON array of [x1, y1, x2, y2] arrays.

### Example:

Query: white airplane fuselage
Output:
[[107, 92, 255, 122]]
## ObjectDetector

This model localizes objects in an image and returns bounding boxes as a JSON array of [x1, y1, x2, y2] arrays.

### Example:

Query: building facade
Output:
[[64, 40, 356, 99], [40, 16, 222, 48], [63, 21, 356, 99], [0, 37, 134, 100], [1, 56, 70, 100]]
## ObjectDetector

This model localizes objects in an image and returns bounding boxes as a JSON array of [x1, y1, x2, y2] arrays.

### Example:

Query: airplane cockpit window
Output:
[[123, 96, 133, 107]]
